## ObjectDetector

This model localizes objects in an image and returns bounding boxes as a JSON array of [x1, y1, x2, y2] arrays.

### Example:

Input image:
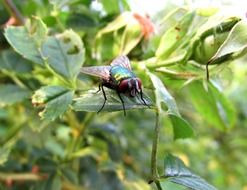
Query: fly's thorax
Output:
[[110, 65, 135, 84], [118, 78, 142, 97]]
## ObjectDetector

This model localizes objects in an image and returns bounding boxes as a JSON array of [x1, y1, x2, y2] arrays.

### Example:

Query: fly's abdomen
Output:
[[110, 66, 135, 83]]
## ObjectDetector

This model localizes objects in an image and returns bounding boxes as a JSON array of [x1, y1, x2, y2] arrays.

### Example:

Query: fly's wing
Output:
[[80, 66, 111, 81], [110, 55, 132, 71]]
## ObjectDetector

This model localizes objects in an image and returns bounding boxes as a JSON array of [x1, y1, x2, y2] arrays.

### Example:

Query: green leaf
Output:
[[194, 16, 240, 42], [0, 145, 11, 165], [156, 11, 195, 59], [196, 7, 219, 17], [160, 181, 187, 190], [4, 17, 47, 65], [101, 0, 122, 15], [209, 20, 247, 64], [0, 84, 30, 106], [97, 12, 132, 37], [32, 86, 73, 121], [42, 30, 85, 81], [0, 140, 15, 165], [188, 16, 241, 64], [162, 154, 217, 190], [148, 72, 194, 139], [170, 114, 194, 139], [61, 168, 78, 184], [72, 87, 153, 112], [70, 147, 99, 159], [120, 19, 142, 55], [148, 72, 178, 114], [186, 81, 236, 130], [0, 50, 32, 73], [50, 0, 71, 8], [45, 174, 62, 190]]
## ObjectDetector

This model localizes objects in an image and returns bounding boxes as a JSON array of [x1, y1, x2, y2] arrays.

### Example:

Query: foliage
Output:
[[0, 0, 247, 190]]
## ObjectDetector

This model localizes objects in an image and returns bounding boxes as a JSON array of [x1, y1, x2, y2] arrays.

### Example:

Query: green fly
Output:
[[80, 56, 148, 115]]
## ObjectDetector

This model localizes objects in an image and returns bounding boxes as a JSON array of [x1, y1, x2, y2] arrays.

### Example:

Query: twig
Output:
[[150, 110, 162, 190], [2, 0, 25, 25], [0, 172, 47, 182]]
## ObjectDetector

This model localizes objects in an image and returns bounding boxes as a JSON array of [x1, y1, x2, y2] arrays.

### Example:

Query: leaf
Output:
[[148, 72, 178, 114], [187, 16, 240, 64], [72, 87, 153, 112], [4, 17, 47, 65], [66, 13, 97, 29], [101, 0, 122, 15], [160, 181, 188, 190], [50, 0, 71, 8], [0, 50, 32, 73], [148, 72, 194, 139], [186, 81, 236, 130], [209, 82, 236, 129], [156, 11, 195, 59], [45, 174, 62, 190], [61, 168, 78, 184], [209, 20, 247, 64], [70, 147, 99, 159], [120, 19, 142, 55], [162, 154, 217, 190], [196, 7, 219, 17], [41, 30, 85, 81], [0, 140, 15, 165], [32, 86, 73, 121], [170, 114, 194, 139], [97, 12, 132, 37], [0, 145, 11, 165], [0, 84, 30, 106]]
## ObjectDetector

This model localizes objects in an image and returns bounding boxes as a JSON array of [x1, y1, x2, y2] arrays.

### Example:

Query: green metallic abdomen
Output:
[[110, 66, 135, 84]]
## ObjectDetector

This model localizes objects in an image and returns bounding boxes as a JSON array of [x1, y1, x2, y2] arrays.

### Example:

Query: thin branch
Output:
[[150, 109, 162, 190], [151, 110, 159, 177], [2, 0, 25, 25], [0, 172, 47, 182]]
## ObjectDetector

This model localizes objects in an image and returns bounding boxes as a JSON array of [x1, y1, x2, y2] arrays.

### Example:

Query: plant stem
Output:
[[0, 172, 46, 181], [2, 0, 25, 25], [150, 109, 162, 190], [2, 70, 27, 89], [64, 112, 94, 161], [146, 59, 178, 69]]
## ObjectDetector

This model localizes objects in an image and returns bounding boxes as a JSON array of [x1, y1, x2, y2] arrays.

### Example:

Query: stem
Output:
[[156, 68, 198, 79], [64, 112, 94, 161], [151, 111, 159, 176], [0, 172, 47, 181], [2, 70, 27, 89], [2, 0, 25, 25], [150, 109, 162, 190], [147, 60, 178, 69]]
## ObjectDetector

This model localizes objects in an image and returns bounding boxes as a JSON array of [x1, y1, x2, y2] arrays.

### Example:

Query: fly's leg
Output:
[[97, 84, 107, 113], [140, 90, 150, 108], [117, 91, 126, 116], [94, 84, 101, 94]]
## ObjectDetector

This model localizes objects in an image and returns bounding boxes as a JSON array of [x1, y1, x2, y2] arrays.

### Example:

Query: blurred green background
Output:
[[0, 0, 247, 190]]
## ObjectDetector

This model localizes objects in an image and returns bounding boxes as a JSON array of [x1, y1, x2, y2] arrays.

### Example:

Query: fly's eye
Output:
[[118, 80, 129, 93]]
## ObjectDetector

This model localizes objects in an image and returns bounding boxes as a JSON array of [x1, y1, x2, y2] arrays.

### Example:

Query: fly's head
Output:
[[118, 78, 142, 97]]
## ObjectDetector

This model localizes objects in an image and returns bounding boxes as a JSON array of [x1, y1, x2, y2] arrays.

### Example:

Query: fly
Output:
[[80, 55, 148, 115]]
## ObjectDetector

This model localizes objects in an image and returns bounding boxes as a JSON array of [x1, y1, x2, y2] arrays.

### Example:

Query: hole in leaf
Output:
[[161, 102, 168, 111], [67, 45, 80, 54], [63, 37, 71, 43]]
